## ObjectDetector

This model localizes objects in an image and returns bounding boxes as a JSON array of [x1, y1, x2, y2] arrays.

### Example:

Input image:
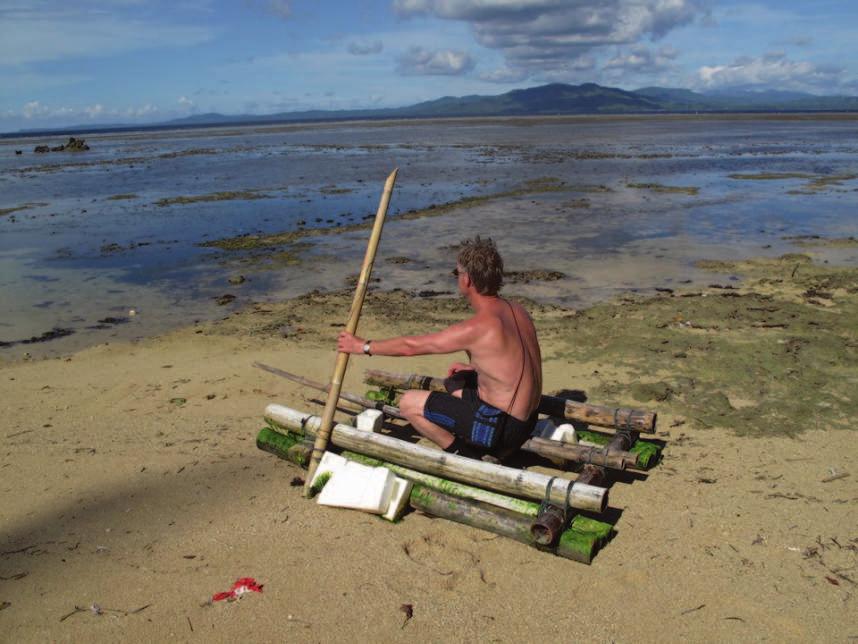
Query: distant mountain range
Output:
[[9, 82, 858, 136]]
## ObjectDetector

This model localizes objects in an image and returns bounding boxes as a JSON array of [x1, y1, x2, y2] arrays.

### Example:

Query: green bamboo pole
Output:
[[303, 168, 398, 497], [256, 426, 313, 467]]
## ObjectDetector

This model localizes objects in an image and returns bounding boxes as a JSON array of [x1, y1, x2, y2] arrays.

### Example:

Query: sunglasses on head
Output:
[[451, 267, 462, 277]]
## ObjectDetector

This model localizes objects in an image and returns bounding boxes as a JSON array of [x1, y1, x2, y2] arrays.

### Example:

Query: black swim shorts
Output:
[[422, 370, 536, 452]]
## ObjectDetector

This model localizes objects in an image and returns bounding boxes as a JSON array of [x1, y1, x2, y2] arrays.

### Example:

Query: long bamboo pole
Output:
[[266, 404, 608, 512], [254, 363, 637, 471], [253, 361, 401, 417], [303, 168, 398, 497]]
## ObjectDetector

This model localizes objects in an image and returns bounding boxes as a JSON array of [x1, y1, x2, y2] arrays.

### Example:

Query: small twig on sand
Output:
[[59, 606, 87, 622], [821, 472, 850, 483], [680, 604, 706, 616], [59, 603, 151, 622]]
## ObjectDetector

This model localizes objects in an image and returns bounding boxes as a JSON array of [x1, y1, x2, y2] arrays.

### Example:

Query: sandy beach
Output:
[[2, 248, 857, 642]]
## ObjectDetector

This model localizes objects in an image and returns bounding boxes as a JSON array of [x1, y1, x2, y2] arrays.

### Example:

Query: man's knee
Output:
[[400, 390, 429, 419]]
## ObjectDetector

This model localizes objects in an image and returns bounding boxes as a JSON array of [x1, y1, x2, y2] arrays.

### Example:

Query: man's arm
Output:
[[338, 318, 479, 357]]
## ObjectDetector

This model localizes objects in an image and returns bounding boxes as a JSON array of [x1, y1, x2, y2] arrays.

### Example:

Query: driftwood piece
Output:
[[255, 364, 636, 471], [364, 369, 657, 433], [264, 404, 608, 513], [526, 437, 637, 470]]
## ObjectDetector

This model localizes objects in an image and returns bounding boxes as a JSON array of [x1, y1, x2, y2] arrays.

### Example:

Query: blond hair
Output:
[[458, 236, 504, 295]]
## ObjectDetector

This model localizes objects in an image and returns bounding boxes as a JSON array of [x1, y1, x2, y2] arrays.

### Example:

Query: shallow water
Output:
[[1, 116, 857, 359]]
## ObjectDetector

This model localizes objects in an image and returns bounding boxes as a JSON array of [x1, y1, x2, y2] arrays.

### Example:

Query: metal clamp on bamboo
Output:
[[264, 404, 609, 513], [363, 368, 657, 433], [576, 429, 639, 488]]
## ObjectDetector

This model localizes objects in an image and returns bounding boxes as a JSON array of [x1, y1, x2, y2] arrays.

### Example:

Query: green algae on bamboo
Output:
[[572, 429, 662, 470], [256, 426, 311, 467], [556, 528, 599, 564], [408, 484, 537, 545], [309, 471, 332, 497]]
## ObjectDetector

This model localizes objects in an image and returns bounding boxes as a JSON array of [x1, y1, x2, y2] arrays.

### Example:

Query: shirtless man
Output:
[[337, 236, 542, 457]]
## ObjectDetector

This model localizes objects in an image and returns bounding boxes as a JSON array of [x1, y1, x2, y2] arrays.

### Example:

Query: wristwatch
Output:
[[362, 340, 372, 356]]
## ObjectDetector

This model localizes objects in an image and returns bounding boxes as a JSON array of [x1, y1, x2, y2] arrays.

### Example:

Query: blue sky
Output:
[[2, 0, 857, 132]]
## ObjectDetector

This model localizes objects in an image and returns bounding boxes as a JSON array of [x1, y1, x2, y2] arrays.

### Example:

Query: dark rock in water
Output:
[[385, 256, 412, 264], [100, 242, 124, 255], [65, 137, 90, 151], [228, 275, 246, 285], [97, 316, 128, 325], [34, 137, 90, 155], [15, 150, 22, 155], [20, 327, 74, 344], [215, 294, 236, 305], [415, 289, 452, 298]]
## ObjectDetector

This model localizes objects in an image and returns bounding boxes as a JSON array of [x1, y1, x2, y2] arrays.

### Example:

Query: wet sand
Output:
[[1, 250, 856, 641]]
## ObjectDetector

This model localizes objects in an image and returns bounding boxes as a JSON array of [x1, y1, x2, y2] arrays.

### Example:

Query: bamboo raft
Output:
[[255, 365, 664, 564]]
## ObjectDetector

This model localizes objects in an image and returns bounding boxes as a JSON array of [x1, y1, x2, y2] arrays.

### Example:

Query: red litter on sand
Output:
[[212, 577, 264, 602]]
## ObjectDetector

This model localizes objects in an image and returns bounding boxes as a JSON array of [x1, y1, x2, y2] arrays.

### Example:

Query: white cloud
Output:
[[84, 104, 105, 118], [394, 0, 705, 79], [178, 96, 196, 110], [396, 46, 475, 76], [697, 53, 843, 91], [22, 101, 53, 119], [347, 40, 384, 56], [16, 99, 162, 124]]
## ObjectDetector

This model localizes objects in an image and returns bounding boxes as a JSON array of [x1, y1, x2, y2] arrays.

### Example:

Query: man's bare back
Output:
[[455, 297, 542, 421]]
